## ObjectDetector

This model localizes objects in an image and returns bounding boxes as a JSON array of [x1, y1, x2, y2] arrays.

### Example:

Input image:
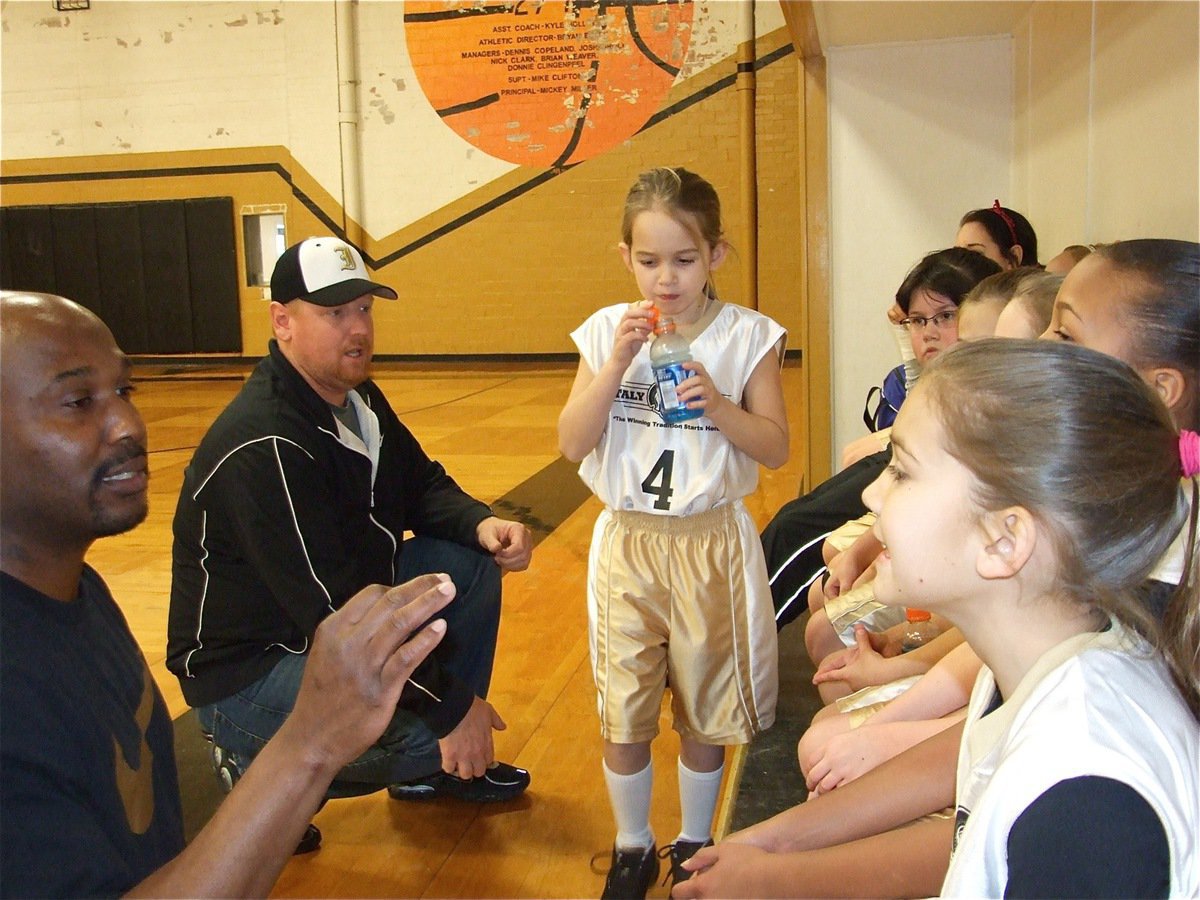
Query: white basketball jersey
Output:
[[571, 301, 786, 516], [943, 623, 1199, 898]]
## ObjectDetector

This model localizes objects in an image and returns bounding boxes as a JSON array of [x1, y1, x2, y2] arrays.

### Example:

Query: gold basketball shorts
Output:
[[834, 674, 923, 727], [587, 500, 778, 745], [824, 514, 875, 556]]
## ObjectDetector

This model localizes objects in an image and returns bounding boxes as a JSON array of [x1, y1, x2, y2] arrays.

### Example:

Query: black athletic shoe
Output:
[[294, 823, 322, 855], [600, 844, 659, 900], [386, 761, 530, 803], [659, 838, 713, 887]]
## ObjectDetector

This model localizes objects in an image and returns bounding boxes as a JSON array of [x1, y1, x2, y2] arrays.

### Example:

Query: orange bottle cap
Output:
[[905, 608, 932, 622]]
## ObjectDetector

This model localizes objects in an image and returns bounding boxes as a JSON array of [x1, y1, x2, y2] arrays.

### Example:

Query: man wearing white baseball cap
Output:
[[168, 238, 532, 845]]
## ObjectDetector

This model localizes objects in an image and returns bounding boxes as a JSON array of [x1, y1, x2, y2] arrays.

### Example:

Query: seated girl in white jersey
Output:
[[673, 239, 1200, 900], [685, 339, 1199, 898]]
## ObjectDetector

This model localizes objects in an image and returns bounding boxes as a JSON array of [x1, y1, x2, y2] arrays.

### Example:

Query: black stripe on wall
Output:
[[0, 43, 796, 269]]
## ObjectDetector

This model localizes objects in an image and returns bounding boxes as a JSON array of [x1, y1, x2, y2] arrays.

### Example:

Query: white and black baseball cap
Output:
[[269, 237, 398, 307]]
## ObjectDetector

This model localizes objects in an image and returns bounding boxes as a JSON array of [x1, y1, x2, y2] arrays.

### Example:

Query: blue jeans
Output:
[[197, 536, 501, 788]]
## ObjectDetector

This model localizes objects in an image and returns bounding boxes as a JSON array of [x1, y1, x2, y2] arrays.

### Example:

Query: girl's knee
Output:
[[796, 724, 819, 773], [817, 679, 851, 706], [811, 702, 841, 725], [604, 740, 652, 774], [805, 607, 840, 663], [797, 711, 846, 773], [806, 575, 827, 614], [679, 738, 725, 772]]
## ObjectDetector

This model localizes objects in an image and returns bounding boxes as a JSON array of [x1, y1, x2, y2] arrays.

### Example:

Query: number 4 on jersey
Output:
[[641, 450, 675, 511]]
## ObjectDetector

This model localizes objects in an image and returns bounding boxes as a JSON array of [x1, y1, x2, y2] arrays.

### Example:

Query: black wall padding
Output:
[[0, 210, 11, 288], [52, 205, 103, 321], [2, 206, 58, 293], [185, 198, 242, 353], [141, 202, 194, 352], [96, 204, 151, 354], [0, 197, 242, 354]]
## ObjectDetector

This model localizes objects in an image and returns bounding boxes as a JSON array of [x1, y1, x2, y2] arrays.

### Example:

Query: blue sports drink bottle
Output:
[[650, 318, 703, 423]]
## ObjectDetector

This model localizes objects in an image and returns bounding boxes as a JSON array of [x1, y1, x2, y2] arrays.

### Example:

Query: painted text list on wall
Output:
[[405, 1, 694, 168]]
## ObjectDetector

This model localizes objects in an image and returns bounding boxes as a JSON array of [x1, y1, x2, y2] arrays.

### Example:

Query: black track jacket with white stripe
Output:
[[167, 340, 491, 737]]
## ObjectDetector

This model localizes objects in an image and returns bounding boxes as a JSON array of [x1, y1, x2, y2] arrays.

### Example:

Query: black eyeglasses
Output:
[[901, 310, 957, 332]]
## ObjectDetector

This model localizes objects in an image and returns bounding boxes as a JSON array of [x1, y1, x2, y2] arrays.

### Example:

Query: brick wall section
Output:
[[754, 42, 804, 343]]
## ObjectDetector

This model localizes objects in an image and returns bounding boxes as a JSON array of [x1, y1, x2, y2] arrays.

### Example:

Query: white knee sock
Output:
[[677, 759, 723, 843], [603, 760, 655, 850]]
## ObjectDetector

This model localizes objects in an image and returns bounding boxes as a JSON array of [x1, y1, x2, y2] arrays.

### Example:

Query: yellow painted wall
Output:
[[1014, 1, 1199, 251]]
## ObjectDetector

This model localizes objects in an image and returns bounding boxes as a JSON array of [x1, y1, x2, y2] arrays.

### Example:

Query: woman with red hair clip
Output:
[[955, 200, 1041, 269]]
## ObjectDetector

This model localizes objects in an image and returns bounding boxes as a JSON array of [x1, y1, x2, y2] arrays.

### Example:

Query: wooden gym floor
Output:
[[86, 359, 808, 899]]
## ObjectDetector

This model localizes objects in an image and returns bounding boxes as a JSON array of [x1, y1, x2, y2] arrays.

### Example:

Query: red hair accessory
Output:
[[1181, 430, 1200, 478], [991, 199, 1019, 247]]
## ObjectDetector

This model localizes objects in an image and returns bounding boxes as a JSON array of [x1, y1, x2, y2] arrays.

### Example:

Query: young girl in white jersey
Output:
[[558, 167, 788, 899], [865, 339, 1198, 898]]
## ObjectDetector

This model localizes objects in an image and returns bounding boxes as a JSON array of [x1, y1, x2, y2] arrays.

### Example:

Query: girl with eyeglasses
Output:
[[764, 210, 1039, 638], [877, 204, 1040, 451], [803, 248, 1002, 676]]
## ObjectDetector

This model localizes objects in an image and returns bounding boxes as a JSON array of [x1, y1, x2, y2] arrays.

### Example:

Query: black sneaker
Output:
[[660, 838, 713, 887], [600, 844, 659, 900], [387, 761, 530, 803], [294, 823, 322, 855]]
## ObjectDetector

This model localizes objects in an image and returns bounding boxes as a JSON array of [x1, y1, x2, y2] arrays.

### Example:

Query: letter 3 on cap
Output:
[[269, 237, 398, 307]]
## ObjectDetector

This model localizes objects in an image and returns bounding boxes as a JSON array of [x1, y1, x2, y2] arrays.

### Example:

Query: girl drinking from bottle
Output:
[[558, 167, 788, 899]]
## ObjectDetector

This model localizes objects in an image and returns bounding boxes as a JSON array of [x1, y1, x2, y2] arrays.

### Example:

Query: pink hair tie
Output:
[[1181, 430, 1200, 478]]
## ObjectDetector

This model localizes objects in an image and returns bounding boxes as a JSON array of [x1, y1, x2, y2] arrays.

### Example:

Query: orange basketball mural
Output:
[[404, 1, 695, 168]]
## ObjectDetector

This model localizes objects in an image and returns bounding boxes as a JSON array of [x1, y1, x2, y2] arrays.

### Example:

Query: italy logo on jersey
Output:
[[616, 379, 672, 423]]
